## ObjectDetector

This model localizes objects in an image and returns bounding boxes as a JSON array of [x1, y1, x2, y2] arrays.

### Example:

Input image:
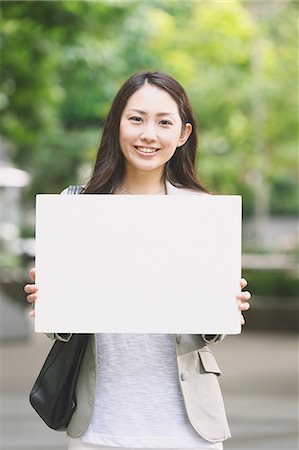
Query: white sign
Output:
[[35, 195, 242, 334]]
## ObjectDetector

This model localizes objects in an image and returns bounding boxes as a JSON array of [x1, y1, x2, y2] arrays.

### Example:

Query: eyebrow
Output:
[[127, 109, 176, 118]]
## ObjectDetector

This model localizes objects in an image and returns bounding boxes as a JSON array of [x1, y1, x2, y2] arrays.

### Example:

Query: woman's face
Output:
[[119, 84, 192, 176]]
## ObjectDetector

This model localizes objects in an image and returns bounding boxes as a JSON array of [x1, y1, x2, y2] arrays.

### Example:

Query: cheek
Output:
[[119, 123, 136, 145], [164, 132, 183, 150], [119, 124, 129, 151]]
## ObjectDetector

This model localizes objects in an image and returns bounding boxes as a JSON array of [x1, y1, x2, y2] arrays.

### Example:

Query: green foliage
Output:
[[0, 0, 297, 216], [242, 269, 298, 298]]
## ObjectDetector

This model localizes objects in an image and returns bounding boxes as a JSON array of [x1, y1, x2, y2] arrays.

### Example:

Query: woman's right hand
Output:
[[24, 267, 38, 317]]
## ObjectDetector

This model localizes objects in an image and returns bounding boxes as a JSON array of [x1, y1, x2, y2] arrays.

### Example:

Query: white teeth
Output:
[[135, 146, 159, 154]]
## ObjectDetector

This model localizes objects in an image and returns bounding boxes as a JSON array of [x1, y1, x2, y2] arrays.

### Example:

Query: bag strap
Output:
[[66, 185, 84, 195]]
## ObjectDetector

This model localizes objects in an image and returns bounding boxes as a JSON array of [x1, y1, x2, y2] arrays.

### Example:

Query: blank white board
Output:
[[35, 194, 242, 334]]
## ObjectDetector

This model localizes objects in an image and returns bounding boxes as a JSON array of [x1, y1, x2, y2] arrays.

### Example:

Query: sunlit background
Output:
[[0, 1, 298, 449]]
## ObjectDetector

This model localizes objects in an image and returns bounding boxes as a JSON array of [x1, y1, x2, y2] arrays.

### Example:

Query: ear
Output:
[[177, 123, 192, 147]]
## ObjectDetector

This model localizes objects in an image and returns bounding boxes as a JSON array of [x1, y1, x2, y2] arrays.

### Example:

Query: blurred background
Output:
[[0, 1, 298, 449]]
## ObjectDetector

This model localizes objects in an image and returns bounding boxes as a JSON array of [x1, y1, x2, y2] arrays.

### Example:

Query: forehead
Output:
[[124, 84, 180, 116]]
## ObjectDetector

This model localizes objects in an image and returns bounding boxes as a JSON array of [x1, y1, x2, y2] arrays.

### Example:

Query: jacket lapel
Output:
[[165, 180, 203, 196]]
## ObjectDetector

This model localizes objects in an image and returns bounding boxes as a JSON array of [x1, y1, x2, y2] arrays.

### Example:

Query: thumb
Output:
[[30, 267, 36, 282]]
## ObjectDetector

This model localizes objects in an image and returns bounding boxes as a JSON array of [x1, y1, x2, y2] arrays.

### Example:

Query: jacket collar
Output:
[[165, 180, 203, 196]]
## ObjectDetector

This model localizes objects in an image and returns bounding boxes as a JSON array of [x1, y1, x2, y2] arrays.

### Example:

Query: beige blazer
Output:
[[55, 181, 231, 442]]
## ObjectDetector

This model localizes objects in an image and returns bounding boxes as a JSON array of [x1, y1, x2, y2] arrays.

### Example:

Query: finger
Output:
[[241, 314, 245, 325], [29, 309, 35, 318], [236, 291, 251, 301], [27, 293, 38, 303], [29, 267, 36, 282], [240, 278, 247, 289], [24, 284, 38, 294], [239, 301, 250, 311]]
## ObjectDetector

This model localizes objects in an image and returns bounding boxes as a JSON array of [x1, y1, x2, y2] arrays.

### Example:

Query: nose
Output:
[[140, 123, 157, 142]]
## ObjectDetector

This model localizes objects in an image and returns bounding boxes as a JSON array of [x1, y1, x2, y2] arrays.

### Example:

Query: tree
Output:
[[1, 0, 297, 221]]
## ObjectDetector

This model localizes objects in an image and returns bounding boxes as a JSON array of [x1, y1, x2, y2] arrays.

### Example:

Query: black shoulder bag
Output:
[[29, 333, 90, 430], [29, 185, 89, 431]]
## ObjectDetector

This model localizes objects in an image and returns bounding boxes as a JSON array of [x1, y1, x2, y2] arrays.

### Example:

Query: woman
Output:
[[25, 71, 251, 450]]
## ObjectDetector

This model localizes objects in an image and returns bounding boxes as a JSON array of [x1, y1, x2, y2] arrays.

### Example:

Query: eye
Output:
[[160, 119, 173, 126], [129, 116, 143, 122]]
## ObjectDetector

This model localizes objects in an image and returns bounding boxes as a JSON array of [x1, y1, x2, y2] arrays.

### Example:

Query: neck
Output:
[[120, 166, 165, 195]]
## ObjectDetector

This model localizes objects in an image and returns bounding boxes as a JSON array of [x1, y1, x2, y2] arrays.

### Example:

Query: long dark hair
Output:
[[84, 71, 207, 194]]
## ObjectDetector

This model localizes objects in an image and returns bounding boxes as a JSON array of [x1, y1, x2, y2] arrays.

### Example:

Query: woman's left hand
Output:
[[237, 278, 251, 325]]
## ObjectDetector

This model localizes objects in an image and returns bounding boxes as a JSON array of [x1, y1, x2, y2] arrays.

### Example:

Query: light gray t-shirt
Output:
[[81, 333, 223, 449]]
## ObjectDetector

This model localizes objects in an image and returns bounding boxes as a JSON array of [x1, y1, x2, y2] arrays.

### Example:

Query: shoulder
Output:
[[60, 185, 85, 195]]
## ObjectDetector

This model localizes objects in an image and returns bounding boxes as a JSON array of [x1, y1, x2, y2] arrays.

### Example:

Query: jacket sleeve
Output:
[[202, 334, 225, 343], [46, 333, 72, 342]]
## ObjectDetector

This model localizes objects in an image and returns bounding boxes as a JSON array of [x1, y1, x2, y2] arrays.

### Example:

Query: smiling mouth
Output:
[[134, 146, 160, 154]]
